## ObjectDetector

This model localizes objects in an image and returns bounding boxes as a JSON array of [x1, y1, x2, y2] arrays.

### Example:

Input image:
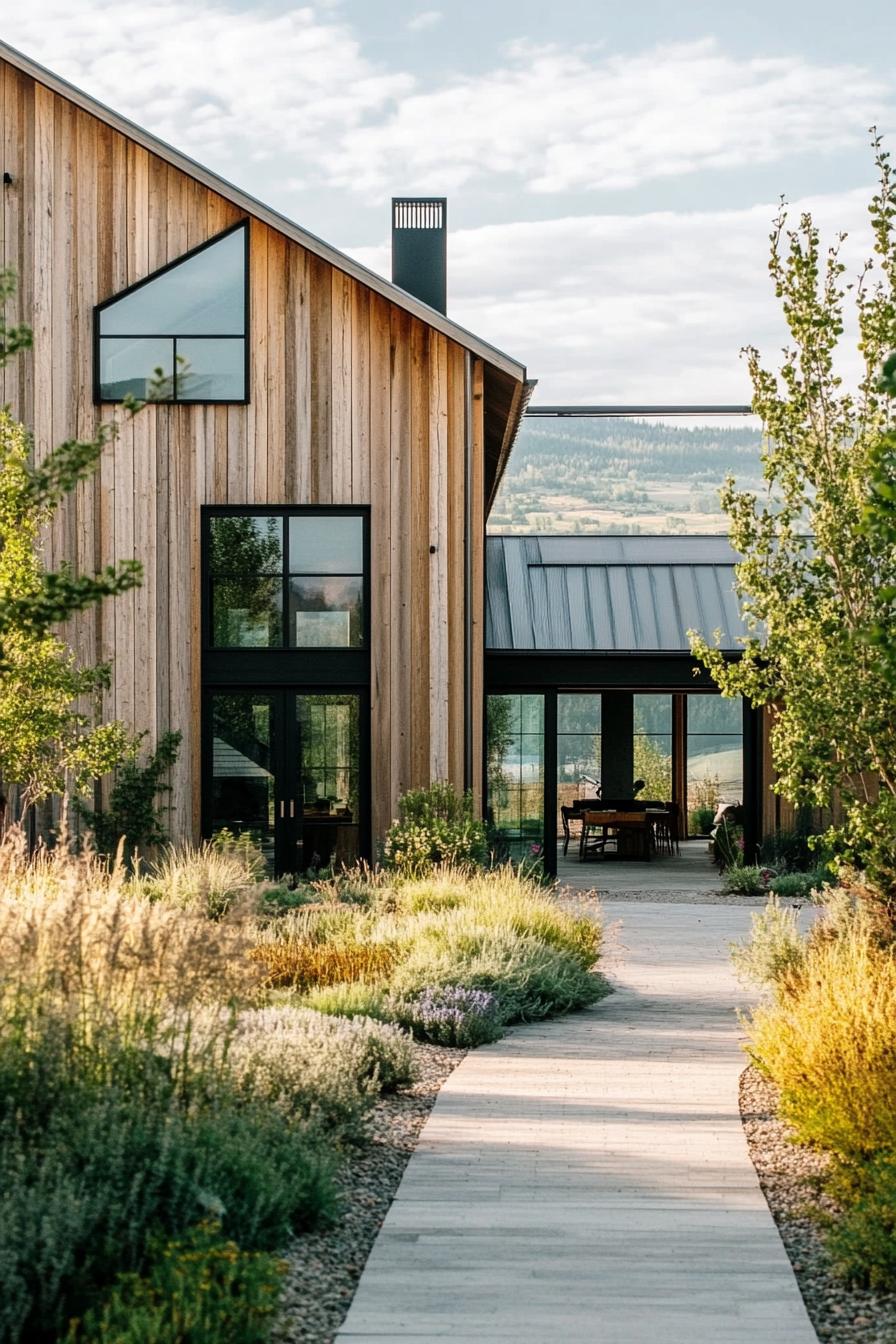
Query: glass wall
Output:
[[686, 695, 743, 834], [486, 693, 545, 861], [556, 693, 601, 834], [632, 694, 672, 801]]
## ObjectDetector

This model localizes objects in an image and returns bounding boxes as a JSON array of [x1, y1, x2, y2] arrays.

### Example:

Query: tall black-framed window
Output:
[[94, 220, 249, 404], [205, 509, 367, 652], [201, 506, 370, 874]]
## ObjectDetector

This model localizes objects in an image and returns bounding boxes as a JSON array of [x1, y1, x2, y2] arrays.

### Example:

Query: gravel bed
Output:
[[273, 1040, 465, 1344], [556, 884, 766, 905], [741, 1065, 896, 1344]]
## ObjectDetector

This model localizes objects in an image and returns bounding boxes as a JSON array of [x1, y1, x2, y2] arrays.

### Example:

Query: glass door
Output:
[[208, 692, 279, 872], [294, 694, 361, 872], [205, 689, 364, 875]]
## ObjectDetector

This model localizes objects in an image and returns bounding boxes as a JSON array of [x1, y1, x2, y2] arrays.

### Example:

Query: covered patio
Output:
[[485, 535, 763, 878]]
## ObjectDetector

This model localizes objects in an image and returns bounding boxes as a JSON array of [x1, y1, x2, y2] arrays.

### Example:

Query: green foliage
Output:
[[722, 864, 770, 896], [68, 1221, 284, 1344], [689, 806, 716, 835], [0, 275, 143, 815], [757, 825, 821, 874], [300, 982, 391, 1020], [383, 781, 487, 875], [389, 926, 606, 1024], [824, 1155, 896, 1289], [690, 136, 896, 915], [768, 868, 831, 899], [632, 730, 672, 801], [78, 731, 181, 860]]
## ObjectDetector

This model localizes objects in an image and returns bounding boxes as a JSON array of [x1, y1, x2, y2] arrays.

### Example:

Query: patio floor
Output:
[[558, 837, 727, 899], [336, 902, 816, 1343]]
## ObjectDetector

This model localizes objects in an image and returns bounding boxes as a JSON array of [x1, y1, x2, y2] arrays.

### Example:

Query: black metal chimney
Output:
[[391, 197, 447, 314]]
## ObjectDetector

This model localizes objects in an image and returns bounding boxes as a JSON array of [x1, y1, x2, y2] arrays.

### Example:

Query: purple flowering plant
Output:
[[395, 985, 503, 1048]]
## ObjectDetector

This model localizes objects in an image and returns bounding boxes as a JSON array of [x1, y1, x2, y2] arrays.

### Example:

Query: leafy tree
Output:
[[77, 730, 182, 861], [0, 271, 144, 816], [690, 136, 896, 910]]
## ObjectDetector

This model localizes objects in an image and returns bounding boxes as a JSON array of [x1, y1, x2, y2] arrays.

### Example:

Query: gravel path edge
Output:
[[740, 1065, 896, 1344]]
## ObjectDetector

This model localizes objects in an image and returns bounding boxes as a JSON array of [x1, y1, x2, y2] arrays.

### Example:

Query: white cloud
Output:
[[329, 38, 886, 198], [3, 1, 412, 179], [4, 10, 887, 211], [350, 189, 874, 402], [406, 10, 443, 32]]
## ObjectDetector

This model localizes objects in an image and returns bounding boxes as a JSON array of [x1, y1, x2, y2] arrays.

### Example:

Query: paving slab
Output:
[[337, 902, 817, 1344]]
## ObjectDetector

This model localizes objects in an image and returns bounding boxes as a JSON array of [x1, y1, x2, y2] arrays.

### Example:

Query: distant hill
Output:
[[489, 417, 764, 534]]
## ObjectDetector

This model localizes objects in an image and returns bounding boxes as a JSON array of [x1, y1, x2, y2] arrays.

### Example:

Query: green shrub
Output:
[[0, 1082, 334, 1344], [77, 731, 182, 863], [383, 782, 487, 875], [68, 1221, 284, 1344], [689, 805, 716, 835], [768, 867, 831, 900], [824, 1155, 896, 1288], [390, 925, 606, 1023], [758, 825, 822, 874], [722, 864, 771, 895], [300, 982, 391, 1020], [219, 1006, 416, 1122], [730, 896, 807, 989]]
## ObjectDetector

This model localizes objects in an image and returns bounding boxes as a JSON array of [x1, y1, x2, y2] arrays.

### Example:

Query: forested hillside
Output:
[[489, 417, 764, 533]]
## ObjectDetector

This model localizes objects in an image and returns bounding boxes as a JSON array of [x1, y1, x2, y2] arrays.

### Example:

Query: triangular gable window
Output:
[[95, 221, 248, 403]]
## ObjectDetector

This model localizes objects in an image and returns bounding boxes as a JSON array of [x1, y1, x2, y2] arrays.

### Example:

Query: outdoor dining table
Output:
[[579, 808, 671, 861]]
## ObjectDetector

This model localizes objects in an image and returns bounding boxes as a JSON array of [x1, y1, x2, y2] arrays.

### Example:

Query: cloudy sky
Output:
[[4, 0, 892, 402]]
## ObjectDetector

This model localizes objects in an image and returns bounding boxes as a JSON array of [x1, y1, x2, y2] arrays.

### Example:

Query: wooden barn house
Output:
[[0, 40, 532, 872], [1, 40, 796, 876]]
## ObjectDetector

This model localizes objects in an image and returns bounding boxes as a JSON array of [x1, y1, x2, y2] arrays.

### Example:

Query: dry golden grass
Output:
[[250, 940, 396, 990], [0, 829, 261, 1033], [749, 915, 896, 1160]]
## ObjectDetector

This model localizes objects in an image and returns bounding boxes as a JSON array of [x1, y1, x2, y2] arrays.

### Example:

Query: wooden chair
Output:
[[560, 805, 579, 857]]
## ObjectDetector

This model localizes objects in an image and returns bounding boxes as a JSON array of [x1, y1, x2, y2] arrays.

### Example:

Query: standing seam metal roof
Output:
[[486, 536, 748, 652]]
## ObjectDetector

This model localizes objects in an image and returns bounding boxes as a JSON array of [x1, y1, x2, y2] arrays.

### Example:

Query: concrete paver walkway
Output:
[[337, 903, 817, 1343]]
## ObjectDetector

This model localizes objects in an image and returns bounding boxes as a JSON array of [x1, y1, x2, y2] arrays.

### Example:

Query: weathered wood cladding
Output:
[[0, 59, 496, 845]]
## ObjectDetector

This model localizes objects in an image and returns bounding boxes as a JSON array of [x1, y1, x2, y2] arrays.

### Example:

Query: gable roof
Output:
[[486, 535, 748, 653], [0, 40, 526, 385]]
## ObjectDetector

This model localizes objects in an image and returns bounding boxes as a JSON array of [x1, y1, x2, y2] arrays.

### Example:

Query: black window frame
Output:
[[202, 505, 371, 683], [93, 219, 250, 406]]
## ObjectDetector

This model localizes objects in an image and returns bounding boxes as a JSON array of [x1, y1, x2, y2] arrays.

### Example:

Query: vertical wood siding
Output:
[[0, 60, 497, 844]]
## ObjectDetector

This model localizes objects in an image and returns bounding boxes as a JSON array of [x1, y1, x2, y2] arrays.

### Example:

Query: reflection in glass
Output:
[[288, 577, 363, 648], [209, 516, 282, 575], [298, 694, 360, 870], [486, 693, 545, 861], [212, 577, 282, 647], [633, 693, 672, 800], [99, 227, 245, 336], [98, 337, 173, 400], [289, 515, 364, 575], [177, 337, 245, 400], [210, 693, 275, 872], [557, 692, 601, 835], [687, 694, 743, 833]]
